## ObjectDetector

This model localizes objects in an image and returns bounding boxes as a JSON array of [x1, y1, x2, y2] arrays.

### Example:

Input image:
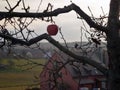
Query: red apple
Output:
[[47, 24, 58, 36]]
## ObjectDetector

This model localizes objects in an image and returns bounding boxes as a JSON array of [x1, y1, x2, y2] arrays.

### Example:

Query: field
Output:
[[0, 58, 47, 90]]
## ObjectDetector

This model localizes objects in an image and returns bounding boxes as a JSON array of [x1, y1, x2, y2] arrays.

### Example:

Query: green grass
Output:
[[0, 58, 47, 90]]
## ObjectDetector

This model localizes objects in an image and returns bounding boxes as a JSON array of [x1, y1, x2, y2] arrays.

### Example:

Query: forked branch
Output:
[[0, 33, 108, 75], [0, 4, 107, 32]]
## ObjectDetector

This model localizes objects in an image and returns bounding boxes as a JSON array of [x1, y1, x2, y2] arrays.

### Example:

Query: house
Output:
[[40, 53, 78, 90], [40, 45, 108, 90]]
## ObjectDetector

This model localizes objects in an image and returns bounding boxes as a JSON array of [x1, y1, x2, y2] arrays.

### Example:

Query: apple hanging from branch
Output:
[[47, 24, 58, 36]]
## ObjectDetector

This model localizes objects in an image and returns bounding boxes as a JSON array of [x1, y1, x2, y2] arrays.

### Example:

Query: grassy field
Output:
[[0, 58, 47, 90]]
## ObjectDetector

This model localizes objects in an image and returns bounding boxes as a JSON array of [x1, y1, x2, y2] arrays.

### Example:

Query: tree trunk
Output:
[[107, 33, 120, 90], [107, 0, 120, 90]]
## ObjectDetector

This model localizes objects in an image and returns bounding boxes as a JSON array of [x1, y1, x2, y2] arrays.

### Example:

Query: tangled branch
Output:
[[0, 3, 107, 32], [0, 32, 108, 75]]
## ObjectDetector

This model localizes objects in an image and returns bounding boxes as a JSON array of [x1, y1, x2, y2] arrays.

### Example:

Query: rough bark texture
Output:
[[107, 0, 120, 90]]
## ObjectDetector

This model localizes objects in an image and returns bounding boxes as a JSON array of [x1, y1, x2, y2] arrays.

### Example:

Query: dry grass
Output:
[[0, 58, 47, 90], [0, 86, 28, 90]]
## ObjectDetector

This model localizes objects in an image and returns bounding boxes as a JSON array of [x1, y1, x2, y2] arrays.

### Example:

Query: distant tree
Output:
[[0, 0, 119, 90]]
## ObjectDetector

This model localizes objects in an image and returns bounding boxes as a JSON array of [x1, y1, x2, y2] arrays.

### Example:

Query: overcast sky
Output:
[[0, 0, 110, 42]]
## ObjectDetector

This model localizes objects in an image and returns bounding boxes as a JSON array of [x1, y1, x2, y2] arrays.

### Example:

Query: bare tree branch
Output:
[[71, 4, 108, 32], [0, 4, 107, 32], [9, 0, 22, 13], [0, 33, 108, 75]]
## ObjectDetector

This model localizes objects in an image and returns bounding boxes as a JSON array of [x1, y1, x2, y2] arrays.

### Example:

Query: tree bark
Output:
[[107, 0, 120, 90]]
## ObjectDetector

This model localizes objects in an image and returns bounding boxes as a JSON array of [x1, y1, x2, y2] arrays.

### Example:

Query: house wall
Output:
[[40, 53, 78, 90], [80, 75, 106, 90], [40, 52, 107, 90]]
